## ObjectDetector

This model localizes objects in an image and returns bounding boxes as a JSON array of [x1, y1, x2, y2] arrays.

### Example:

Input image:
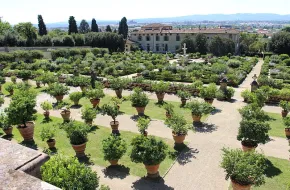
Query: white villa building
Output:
[[129, 23, 240, 53]]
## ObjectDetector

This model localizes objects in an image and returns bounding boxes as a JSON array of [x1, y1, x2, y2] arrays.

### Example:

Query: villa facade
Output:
[[129, 23, 240, 53]]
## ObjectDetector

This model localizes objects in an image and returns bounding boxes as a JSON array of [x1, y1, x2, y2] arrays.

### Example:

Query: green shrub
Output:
[[0, 113, 11, 130], [5, 83, 14, 92], [101, 103, 119, 123], [283, 117, 290, 128], [151, 81, 170, 93], [130, 135, 168, 165], [239, 104, 270, 122], [18, 70, 32, 80], [102, 134, 127, 161], [0, 96, 4, 106], [279, 100, 290, 112], [69, 92, 83, 104], [41, 155, 99, 190], [163, 103, 174, 115], [109, 77, 129, 90], [86, 88, 105, 99], [186, 100, 214, 117], [130, 88, 149, 107], [81, 107, 97, 121], [40, 126, 55, 141], [176, 90, 191, 100], [40, 101, 53, 111], [165, 114, 189, 135], [47, 83, 70, 97], [220, 148, 267, 186], [63, 121, 90, 145], [199, 83, 217, 100], [137, 117, 150, 134]]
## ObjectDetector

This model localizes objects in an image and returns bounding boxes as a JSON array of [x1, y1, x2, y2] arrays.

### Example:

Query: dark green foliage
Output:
[[180, 35, 195, 53], [130, 135, 168, 165], [209, 36, 235, 56], [63, 35, 75, 46], [72, 33, 85, 46], [269, 31, 290, 55], [47, 83, 70, 96], [165, 114, 189, 135], [186, 100, 214, 117], [239, 104, 271, 122], [68, 16, 78, 34], [63, 121, 90, 145], [91, 18, 99, 32], [195, 33, 208, 54], [106, 25, 112, 32], [37, 15, 47, 36], [101, 103, 119, 123], [41, 155, 99, 190], [102, 134, 127, 161], [79, 19, 90, 34], [130, 88, 149, 107], [118, 17, 128, 39]]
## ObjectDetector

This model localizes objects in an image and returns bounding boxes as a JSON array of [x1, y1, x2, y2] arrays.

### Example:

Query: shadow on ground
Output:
[[193, 122, 218, 133], [130, 115, 151, 121], [131, 177, 174, 190], [170, 145, 199, 166], [264, 159, 282, 178], [102, 165, 130, 179], [77, 154, 94, 166], [20, 140, 38, 150]]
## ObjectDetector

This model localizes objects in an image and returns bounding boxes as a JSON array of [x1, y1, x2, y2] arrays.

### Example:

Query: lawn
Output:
[[67, 95, 208, 123], [267, 112, 286, 138], [2, 114, 178, 177]]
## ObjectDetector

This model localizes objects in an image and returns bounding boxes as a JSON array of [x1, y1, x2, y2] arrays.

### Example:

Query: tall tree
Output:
[[14, 22, 37, 46], [0, 21, 12, 35], [180, 35, 195, 53], [91, 18, 99, 32], [68, 16, 78, 34], [269, 31, 290, 55], [106, 25, 112, 32], [209, 36, 235, 56], [79, 19, 90, 34], [118, 17, 128, 39], [37, 15, 47, 36], [195, 33, 207, 54]]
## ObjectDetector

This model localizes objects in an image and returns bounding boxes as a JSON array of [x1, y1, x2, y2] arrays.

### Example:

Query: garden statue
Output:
[[251, 74, 259, 92]]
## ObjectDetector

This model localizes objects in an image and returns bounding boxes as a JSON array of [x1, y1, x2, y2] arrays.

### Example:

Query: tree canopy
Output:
[[68, 16, 78, 34], [91, 19, 99, 32], [269, 31, 290, 55], [118, 17, 128, 39], [79, 19, 90, 34], [38, 15, 47, 36], [106, 25, 112, 32]]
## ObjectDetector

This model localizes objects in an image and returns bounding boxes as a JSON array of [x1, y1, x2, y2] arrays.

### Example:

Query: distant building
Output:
[[129, 23, 240, 53]]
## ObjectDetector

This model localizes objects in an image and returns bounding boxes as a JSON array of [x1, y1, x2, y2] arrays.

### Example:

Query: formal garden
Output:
[[0, 49, 289, 190]]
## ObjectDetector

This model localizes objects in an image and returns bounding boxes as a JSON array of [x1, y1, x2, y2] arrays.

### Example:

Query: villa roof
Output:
[[125, 39, 137, 44], [131, 28, 240, 34]]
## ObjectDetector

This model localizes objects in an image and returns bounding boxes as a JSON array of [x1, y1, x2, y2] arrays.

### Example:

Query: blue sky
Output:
[[1, 0, 290, 24]]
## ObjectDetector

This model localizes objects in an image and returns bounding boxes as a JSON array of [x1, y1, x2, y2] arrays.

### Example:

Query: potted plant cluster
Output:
[[86, 88, 105, 108], [165, 114, 189, 144], [283, 117, 290, 138], [5, 90, 37, 141], [186, 100, 214, 122], [47, 82, 70, 102], [41, 155, 99, 190], [164, 103, 174, 118], [40, 101, 53, 120], [102, 103, 120, 132], [137, 117, 150, 136], [102, 134, 127, 166], [130, 135, 168, 178], [130, 88, 149, 116], [220, 148, 267, 190], [81, 107, 97, 125], [199, 83, 217, 104], [5, 83, 15, 96], [109, 77, 129, 98], [40, 126, 56, 149], [0, 113, 13, 135], [151, 81, 170, 103], [63, 121, 90, 157], [279, 100, 290, 118], [176, 90, 191, 106], [69, 91, 83, 106]]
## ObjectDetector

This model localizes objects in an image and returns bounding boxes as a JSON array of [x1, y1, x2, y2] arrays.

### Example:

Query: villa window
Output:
[[165, 44, 168, 51], [175, 45, 180, 50], [156, 44, 159, 52], [138, 36, 142, 41], [146, 35, 150, 41], [147, 44, 150, 51], [164, 36, 169, 41], [229, 34, 233, 39], [176, 35, 180, 41], [156, 35, 160, 41]]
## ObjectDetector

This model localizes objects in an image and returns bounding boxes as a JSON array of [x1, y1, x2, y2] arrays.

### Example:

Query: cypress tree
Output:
[[106, 25, 112, 32], [79, 19, 90, 33], [91, 18, 99, 32], [38, 15, 47, 36], [68, 16, 78, 35], [118, 17, 128, 39]]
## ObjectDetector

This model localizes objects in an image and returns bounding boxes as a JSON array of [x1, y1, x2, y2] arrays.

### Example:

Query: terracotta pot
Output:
[[36, 82, 41, 88], [181, 99, 187, 106], [3, 127, 13, 135], [115, 89, 123, 98], [285, 128, 290, 137], [282, 110, 288, 118], [165, 112, 172, 119], [172, 132, 186, 144], [231, 179, 251, 190], [156, 92, 165, 103], [9, 90, 14, 96], [192, 115, 201, 122], [204, 98, 214, 105], [109, 160, 119, 166], [110, 121, 119, 131], [43, 111, 50, 119], [18, 122, 35, 141], [60, 110, 71, 122], [55, 95, 64, 102], [241, 141, 257, 152], [144, 164, 160, 175], [72, 143, 86, 157], [90, 98, 100, 108], [135, 107, 146, 116], [47, 139, 56, 149], [143, 131, 148, 137]]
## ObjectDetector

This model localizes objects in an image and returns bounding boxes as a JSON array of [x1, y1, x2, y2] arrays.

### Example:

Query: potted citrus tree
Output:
[[86, 88, 105, 108], [40, 126, 56, 149], [109, 77, 129, 98], [130, 135, 168, 178], [60, 106, 71, 122], [47, 82, 70, 102], [102, 103, 120, 132], [165, 114, 189, 144], [164, 103, 174, 118], [137, 117, 150, 136], [40, 101, 53, 120], [63, 121, 90, 157], [5, 90, 37, 141], [220, 148, 267, 190], [69, 92, 83, 106], [199, 83, 217, 104], [0, 113, 13, 136], [130, 88, 149, 116], [81, 107, 97, 125], [279, 100, 290, 118], [186, 100, 214, 122], [176, 90, 191, 106], [102, 134, 127, 166], [151, 81, 170, 103], [5, 83, 15, 96], [283, 117, 290, 138], [237, 119, 271, 151]]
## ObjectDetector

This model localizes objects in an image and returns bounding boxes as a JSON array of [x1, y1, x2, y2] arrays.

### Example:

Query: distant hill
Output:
[[45, 13, 290, 28]]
